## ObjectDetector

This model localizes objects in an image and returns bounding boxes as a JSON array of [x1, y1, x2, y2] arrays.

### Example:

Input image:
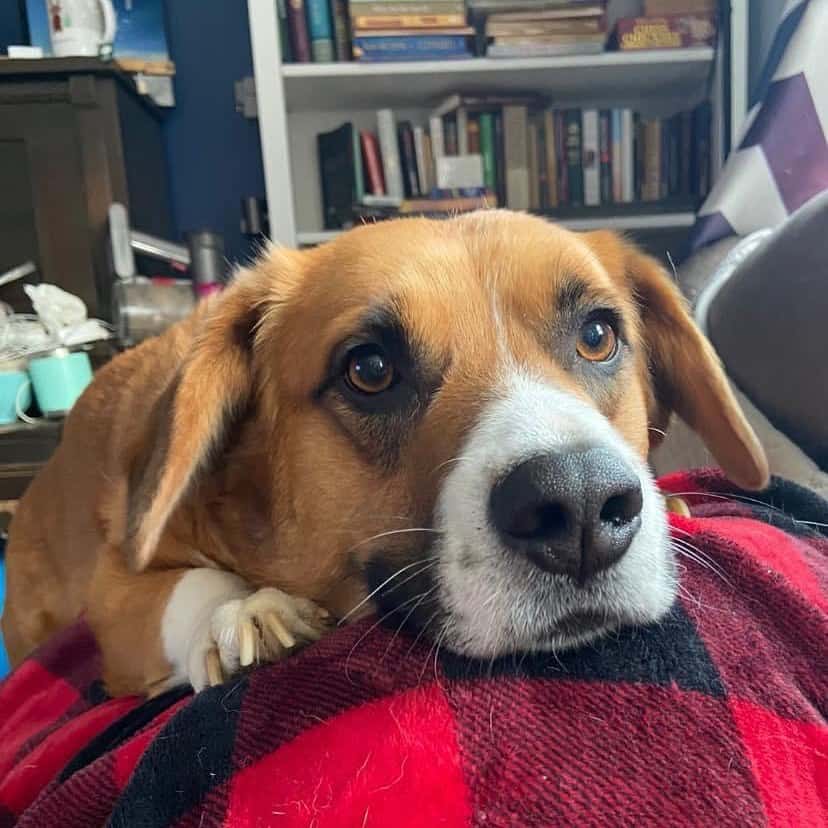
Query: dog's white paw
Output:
[[186, 587, 330, 690]]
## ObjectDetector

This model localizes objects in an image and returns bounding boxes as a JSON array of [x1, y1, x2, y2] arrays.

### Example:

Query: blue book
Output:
[[353, 34, 471, 62], [305, 0, 335, 62]]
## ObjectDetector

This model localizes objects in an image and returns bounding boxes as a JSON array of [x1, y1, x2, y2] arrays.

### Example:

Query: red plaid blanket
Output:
[[1, 470, 826, 827]]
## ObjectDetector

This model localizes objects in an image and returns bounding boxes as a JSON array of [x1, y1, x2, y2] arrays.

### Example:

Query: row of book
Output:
[[317, 96, 712, 228], [281, 0, 717, 63]]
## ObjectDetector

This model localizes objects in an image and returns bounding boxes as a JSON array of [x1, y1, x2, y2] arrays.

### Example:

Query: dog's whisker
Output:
[[344, 527, 443, 557], [381, 584, 439, 662], [338, 556, 439, 625]]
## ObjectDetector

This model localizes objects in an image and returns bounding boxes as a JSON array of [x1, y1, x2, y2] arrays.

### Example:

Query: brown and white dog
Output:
[[1, 212, 768, 696]]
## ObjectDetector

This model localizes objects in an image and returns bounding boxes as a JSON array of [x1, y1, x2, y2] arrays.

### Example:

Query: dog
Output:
[[1, 212, 768, 696]]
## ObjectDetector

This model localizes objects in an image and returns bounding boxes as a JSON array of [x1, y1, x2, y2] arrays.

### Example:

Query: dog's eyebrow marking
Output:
[[556, 278, 589, 318]]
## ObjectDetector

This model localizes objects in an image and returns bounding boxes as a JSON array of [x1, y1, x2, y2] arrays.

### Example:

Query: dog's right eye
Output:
[[345, 344, 395, 394]]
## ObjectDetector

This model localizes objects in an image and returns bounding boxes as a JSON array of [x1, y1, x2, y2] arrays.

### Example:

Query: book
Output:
[[467, 1, 606, 15], [431, 93, 546, 117], [352, 126, 365, 202], [644, 0, 715, 14], [537, 115, 549, 209], [318, 123, 357, 229], [543, 110, 558, 208], [581, 109, 600, 207], [479, 112, 498, 196], [612, 14, 716, 50], [667, 113, 680, 196], [330, 0, 351, 61], [528, 115, 540, 210], [429, 115, 445, 162], [457, 107, 469, 154], [488, 37, 604, 57], [277, 0, 293, 62], [599, 110, 612, 204], [350, 0, 464, 12], [611, 109, 622, 203], [306, 0, 336, 62], [353, 33, 472, 61], [467, 116, 481, 154], [398, 122, 421, 197], [422, 133, 435, 194], [435, 155, 484, 189], [565, 110, 583, 206], [377, 109, 405, 199], [641, 119, 662, 202], [360, 130, 386, 195], [414, 126, 429, 194], [693, 101, 711, 199], [620, 109, 633, 203], [503, 105, 530, 210], [679, 110, 692, 195], [445, 117, 458, 155], [554, 110, 568, 204], [353, 12, 466, 28], [486, 18, 605, 37], [494, 111, 506, 207], [286, 0, 312, 62]]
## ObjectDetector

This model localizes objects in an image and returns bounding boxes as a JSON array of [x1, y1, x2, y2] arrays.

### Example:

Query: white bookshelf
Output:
[[247, 0, 748, 247]]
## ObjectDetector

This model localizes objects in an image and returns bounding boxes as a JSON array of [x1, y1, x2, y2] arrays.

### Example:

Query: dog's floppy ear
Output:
[[125, 268, 271, 571], [585, 231, 769, 491]]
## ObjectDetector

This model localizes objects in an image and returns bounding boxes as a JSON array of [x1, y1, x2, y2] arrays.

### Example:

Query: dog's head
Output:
[[129, 211, 768, 657]]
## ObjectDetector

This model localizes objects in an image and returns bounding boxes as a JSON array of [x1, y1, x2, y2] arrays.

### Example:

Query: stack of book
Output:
[[279, 0, 351, 62], [317, 97, 711, 228], [350, 0, 474, 61], [610, 0, 717, 51], [468, 0, 607, 57]]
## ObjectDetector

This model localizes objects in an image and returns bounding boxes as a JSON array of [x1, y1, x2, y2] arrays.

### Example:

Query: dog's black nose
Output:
[[489, 448, 643, 584]]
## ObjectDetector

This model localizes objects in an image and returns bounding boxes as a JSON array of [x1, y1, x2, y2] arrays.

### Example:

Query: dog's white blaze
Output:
[[435, 370, 676, 657], [161, 568, 249, 689]]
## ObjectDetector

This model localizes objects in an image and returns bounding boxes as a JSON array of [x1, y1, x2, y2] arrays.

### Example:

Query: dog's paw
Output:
[[187, 588, 330, 690]]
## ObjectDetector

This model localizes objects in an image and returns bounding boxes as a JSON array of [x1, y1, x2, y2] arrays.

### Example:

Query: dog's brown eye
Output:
[[346, 345, 394, 394], [577, 319, 618, 362]]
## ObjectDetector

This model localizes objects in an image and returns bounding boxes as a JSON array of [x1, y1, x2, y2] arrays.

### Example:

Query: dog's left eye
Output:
[[576, 318, 618, 362], [345, 344, 395, 394]]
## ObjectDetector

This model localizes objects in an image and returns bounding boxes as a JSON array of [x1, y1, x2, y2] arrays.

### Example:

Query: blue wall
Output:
[[1, 2, 265, 266]]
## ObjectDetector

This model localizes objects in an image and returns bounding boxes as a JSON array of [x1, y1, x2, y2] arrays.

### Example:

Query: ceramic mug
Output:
[[28, 348, 93, 417], [46, 0, 117, 58], [0, 362, 32, 425]]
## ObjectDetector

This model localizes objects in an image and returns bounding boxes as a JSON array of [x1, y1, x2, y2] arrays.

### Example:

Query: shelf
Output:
[[297, 210, 696, 245], [281, 48, 714, 112]]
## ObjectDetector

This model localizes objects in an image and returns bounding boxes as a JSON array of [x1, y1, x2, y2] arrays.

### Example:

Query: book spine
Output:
[[353, 13, 466, 28], [429, 115, 445, 162], [331, 0, 351, 61], [422, 132, 434, 194], [413, 126, 428, 194], [543, 110, 558, 208], [679, 110, 692, 195], [611, 109, 622, 203], [503, 105, 530, 211], [287, 0, 312, 62], [642, 119, 661, 202], [360, 130, 385, 195], [350, 0, 465, 12], [444, 116, 458, 155], [467, 115, 481, 154], [599, 109, 611, 204], [565, 109, 583, 206], [635, 114, 645, 201], [528, 115, 540, 210], [537, 114, 549, 210], [556, 110, 568, 204], [398, 122, 421, 197], [277, 0, 293, 62], [620, 109, 633, 203], [694, 101, 711, 199], [582, 109, 600, 207], [377, 109, 405, 199], [353, 35, 469, 60], [479, 112, 498, 196], [494, 110, 506, 207], [306, 0, 335, 62], [352, 125, 365, 202], [457, 107, 469, 155]]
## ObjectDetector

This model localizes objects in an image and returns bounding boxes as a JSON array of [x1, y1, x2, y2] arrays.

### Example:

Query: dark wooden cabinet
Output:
[[0, 58, 172, 320]]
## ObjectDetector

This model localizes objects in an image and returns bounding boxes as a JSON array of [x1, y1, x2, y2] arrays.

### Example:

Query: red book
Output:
[[360, 130, 386, 195], [287, 0, 312, 62]]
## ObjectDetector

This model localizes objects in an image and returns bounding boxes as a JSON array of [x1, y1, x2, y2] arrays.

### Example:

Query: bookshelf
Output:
[[247, 0, 749, 248]]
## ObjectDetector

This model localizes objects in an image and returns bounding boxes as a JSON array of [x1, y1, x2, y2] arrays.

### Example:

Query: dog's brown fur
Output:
[[2, 213, 768, 695]]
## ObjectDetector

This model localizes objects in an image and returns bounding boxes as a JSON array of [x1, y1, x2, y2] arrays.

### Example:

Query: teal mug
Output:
[[0, 360, 32, 425], [28, 348, 93, 417]]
